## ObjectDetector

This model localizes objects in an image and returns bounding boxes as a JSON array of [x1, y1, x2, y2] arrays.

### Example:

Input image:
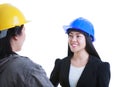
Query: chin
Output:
[[71, 49, 78, 53]]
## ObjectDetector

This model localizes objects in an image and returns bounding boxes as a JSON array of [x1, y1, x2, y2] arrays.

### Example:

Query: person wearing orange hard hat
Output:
[[0, 3, 53, 87]]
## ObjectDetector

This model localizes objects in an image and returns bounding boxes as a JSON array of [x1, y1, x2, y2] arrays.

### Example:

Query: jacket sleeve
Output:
[[97, 62, 111, 87], [25, 64, 54, 87], [50, 58, 61, 87]]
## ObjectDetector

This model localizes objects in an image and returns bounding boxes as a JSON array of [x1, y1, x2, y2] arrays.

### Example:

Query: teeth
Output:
[[72, 44, 77, 46], [72, 44, 77, 47]]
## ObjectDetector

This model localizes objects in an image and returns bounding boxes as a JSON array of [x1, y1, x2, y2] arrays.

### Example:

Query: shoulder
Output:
[[53, 56, 71, 70], [54, 56, 70, 65], [8, 54, 43, 73], [90, 55, 110, 71], [10, 55, 36, 67], [90, 55, 110, 65], [89, 55, 110, 72]]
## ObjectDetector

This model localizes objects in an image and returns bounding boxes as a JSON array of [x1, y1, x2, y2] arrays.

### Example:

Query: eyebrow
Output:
[[69, 31, 82, 35]]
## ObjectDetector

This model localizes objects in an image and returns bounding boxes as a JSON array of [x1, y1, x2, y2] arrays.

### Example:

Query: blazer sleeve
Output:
[[50, 58, 61, 87], [97, 62, 111, 87]]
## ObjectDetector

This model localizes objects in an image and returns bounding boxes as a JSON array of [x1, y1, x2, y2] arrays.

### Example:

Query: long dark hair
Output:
[[0, 25, 24, 59], [67, 29, 100, 59]]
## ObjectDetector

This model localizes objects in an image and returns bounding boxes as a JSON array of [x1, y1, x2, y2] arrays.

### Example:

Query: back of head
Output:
[[0, 3, 27, 59]]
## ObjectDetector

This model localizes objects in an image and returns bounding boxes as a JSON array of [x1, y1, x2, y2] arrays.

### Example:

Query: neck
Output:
[[73, 49, 89, 60], [71, 50, 89, 67]]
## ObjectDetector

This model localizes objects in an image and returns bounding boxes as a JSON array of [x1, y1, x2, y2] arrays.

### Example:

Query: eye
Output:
[[68, 34, 73, 38], [76, 35, 82, 38], [77, 35, 80, 38]]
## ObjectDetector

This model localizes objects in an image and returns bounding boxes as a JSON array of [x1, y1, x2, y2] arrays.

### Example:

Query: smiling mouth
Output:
[[71, 44, 78, 48]]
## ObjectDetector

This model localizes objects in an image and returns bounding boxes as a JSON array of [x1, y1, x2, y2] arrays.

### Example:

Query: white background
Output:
[[1, 0, 120, 87]]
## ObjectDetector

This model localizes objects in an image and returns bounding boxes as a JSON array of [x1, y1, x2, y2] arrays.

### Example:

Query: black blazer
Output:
[[50, 55, 110, 87]]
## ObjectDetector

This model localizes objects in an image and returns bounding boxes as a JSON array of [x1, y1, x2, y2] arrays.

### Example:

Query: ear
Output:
[[12, 35, 19, 41]]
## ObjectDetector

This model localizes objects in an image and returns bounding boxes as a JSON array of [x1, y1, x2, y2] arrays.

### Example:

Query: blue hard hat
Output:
[[63, 17, 95, 41]]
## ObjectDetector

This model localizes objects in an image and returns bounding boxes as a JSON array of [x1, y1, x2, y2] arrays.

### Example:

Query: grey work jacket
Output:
[[0, 54, 53, 87]]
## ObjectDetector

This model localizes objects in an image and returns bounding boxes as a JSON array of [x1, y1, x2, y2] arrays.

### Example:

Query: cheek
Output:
[[22, 31, 26, 40], [80, 39, 84, 44], [79, 37, 86, 46], [68, 40, 71, 46], [23, 33, 26, 41], [81, 39, 86, 47]]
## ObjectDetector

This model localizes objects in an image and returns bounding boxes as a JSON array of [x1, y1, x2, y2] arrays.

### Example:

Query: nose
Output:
[[71, 36, 77, 41]]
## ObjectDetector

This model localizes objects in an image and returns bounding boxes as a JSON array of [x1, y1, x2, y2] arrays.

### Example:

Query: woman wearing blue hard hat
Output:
[[50, 17, 111, 87]]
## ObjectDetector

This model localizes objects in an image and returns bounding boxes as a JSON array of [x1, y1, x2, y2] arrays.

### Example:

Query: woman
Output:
[[0, 3, 53, 87], [50, 17, 110, 87]]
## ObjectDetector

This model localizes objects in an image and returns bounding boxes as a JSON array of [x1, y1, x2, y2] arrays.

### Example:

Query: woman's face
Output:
[[68, 31, 86, 53]]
